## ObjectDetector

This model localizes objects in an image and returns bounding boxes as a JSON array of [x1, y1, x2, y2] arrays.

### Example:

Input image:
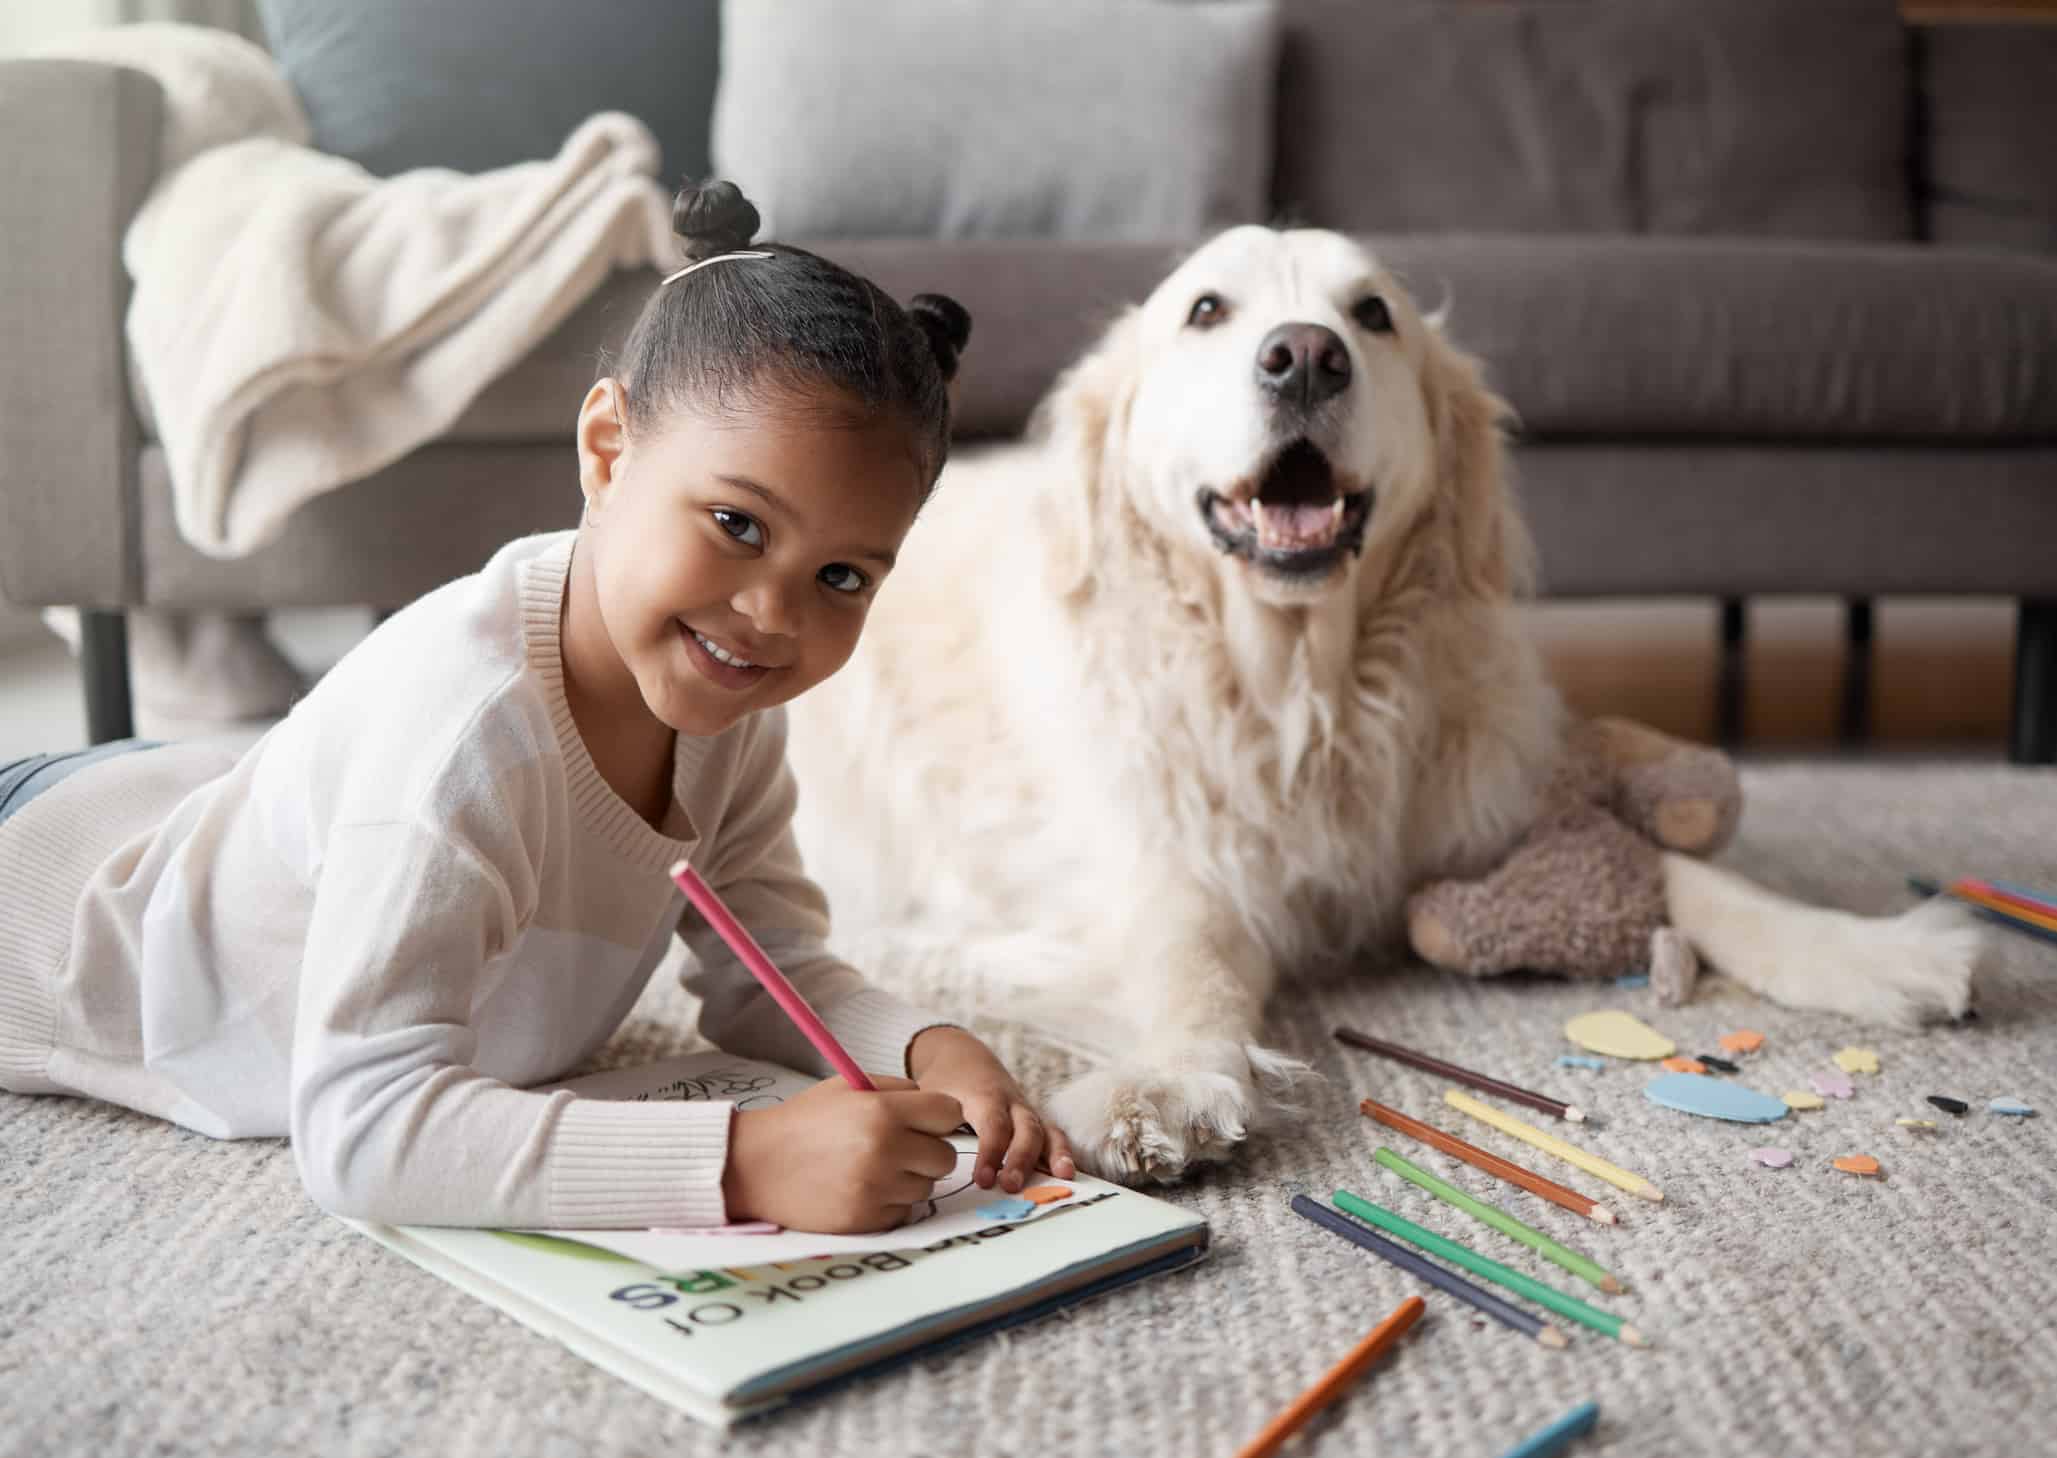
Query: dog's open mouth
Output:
[[1197, 439, 1373, 576]]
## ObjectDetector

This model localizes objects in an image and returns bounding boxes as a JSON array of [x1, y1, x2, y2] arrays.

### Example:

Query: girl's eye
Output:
[[819, 563, 868, 595], [713, 508, 763, 547]]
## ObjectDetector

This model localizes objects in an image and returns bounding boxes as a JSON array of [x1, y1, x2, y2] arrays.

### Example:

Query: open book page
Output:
[[524, 1052, 1090, 1267]]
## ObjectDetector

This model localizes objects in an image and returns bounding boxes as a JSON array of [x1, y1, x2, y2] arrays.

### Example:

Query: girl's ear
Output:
[[1420, 325, 1532, 602], [1029, 307, 1143, 600], [576, 379, 629, 517]]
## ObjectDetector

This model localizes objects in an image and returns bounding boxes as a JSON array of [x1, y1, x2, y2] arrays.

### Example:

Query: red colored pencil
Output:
[[1360, 1098, 1618, 1225], [1335, 1026, 1585, 1122]]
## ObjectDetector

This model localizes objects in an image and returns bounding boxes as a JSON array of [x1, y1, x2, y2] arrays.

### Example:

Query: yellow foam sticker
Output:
[[1782, 1090, 1826, 1111], [1833, 1047, 1881, 1075], [1564, 1010, 1677, 1061]]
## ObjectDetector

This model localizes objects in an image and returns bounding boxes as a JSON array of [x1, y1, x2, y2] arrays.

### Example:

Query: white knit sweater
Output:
[[0, 532, 947, 1228]]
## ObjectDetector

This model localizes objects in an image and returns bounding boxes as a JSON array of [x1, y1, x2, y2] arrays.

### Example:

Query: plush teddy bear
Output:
[[1405, 716, 1744, 1005]]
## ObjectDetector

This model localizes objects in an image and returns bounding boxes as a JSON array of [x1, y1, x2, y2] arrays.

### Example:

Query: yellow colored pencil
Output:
[[1444, 1089, 1665, 1204]]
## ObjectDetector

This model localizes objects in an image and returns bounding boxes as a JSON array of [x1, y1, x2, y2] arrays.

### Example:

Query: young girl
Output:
[[0, 181, 1074, 1235]]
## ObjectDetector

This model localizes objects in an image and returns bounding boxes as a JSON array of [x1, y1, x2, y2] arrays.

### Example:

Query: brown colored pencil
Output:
[[1335, 1026, 1586, 1122], [1360, 1098, 1620, 1226], [1232, 1295, 1426, 1458]]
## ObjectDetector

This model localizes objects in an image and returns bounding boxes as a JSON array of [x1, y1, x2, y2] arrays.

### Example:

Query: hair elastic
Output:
[[659, 249, 775, 286]]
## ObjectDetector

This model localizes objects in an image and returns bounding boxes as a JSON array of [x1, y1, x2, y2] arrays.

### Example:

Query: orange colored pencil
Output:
[[1950, 879, 2057, 933], [1232, 1296, 1426, 1458], [1361, 1099, 1619, 1226]]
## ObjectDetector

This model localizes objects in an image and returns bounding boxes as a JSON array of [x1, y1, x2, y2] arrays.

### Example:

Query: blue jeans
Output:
[[0, 739, 161, 827]]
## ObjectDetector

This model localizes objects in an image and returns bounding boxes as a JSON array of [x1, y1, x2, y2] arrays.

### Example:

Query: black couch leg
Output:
[[2012, 598, 2056, 766], [79, 609, 134, 746]]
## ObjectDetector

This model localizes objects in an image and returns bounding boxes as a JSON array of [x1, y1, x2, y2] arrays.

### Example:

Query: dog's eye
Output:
[[1352, 296, 1394, 335], [1187, 293, 1228, 329]]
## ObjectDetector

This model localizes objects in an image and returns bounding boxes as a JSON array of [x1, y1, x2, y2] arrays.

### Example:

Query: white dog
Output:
[[787, 226, 1982, 1183]]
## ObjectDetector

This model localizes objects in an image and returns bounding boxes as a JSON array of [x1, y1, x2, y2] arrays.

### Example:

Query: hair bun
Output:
[[908, 293, 972, 384], [672, 179, 761, 261]]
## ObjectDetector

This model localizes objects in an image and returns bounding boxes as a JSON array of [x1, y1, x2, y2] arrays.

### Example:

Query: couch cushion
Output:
[[1917, 22, 2057, 253], [257, 0, 719, 180], [709, 0, 1278, 239], [137, 237, 2056, 450], [1276, 0, 1912, 241]]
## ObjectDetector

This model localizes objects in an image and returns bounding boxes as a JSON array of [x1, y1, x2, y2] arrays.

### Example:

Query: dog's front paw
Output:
[[1044, 1040, 1317, 1185]]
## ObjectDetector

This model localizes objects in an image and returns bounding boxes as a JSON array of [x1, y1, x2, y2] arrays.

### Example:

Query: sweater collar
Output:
[[516, 533, 709, 871]]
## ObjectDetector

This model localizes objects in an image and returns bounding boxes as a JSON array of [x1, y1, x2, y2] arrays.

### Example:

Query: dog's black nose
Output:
[[1255, 322, 1351, 409]]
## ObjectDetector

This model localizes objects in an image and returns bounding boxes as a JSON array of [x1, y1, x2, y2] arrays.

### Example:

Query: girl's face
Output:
[[575, 380, 927, 738]]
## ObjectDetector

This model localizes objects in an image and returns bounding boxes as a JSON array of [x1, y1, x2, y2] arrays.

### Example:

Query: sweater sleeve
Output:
[[289, 820, 733, 1229], [676, 718, 956, 1081]]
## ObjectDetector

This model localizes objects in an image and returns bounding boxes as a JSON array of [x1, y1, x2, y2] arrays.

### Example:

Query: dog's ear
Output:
[[1029, 306, 1143, 599], [1421, 325, 1533, 601]]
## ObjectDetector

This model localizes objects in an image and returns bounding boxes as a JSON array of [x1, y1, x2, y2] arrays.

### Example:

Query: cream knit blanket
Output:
[[36, 24, 674, 557]]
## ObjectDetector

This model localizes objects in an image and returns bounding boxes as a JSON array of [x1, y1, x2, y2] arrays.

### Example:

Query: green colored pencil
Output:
[[1373, 1147, 1625, 1294], [1333, 1188, 1647, 1347]]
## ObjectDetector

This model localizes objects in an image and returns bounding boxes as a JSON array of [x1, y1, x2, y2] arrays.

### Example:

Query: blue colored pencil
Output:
[[1290, 1195, 1568, 1349], [1989, 877, 2057, 914], [1909, 876, 2057, 949], [1495, 1400, 1600, 1458]]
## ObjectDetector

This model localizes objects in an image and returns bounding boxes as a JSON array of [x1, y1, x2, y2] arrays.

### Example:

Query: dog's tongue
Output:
[[1255, 499, 1339, 551]]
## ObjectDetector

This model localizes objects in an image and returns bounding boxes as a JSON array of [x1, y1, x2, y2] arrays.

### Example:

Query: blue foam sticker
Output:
[[1555, 1055, 1608, 1070], [976, 1198, 1038, 1221], [1644, 1072, 1790, 1123]]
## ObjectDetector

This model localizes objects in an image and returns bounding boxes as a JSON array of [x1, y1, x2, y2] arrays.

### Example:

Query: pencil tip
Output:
[[1601, 1276, 1625, 1294], [1565, 1106, 1586, 1123], [1592, 1207, 1619, 1225], [1539, 1327, 1569, 1349], [1638, 1186, 1666, 1203], [1620, 1324, 1649, 1347]]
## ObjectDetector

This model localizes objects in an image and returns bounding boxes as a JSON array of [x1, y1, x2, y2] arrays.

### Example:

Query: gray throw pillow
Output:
[[1276, 0, 1911, 241], [258, 0, 719, 179], [710, 0, 1278, 240]]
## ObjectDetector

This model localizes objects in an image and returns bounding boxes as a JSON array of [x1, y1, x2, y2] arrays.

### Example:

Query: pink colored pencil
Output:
[[669, 860, 876, 1091]]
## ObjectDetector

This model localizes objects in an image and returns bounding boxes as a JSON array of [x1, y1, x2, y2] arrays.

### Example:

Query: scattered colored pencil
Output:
[[1952, 878, 2057, 931], [1336, 1026, 1586, 1122], [1444, 1089, 1665, 1204], [1290, 1196, 1569, 1349], [1985, 877, 2057, 914], [669, 860, 876, 1091], [1495, 1399, 1601, 1458], [1333, 1189, 1646, 1347], [1360, 1098, 1619, 1226], [1231, 1293, 1425, 1458], [1373, 1148, 1624, 1294], [1908, 875, 2057, 949]]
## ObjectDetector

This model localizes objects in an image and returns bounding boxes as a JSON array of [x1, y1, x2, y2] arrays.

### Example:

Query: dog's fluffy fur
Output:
[[787, 227, 1982, 1182]]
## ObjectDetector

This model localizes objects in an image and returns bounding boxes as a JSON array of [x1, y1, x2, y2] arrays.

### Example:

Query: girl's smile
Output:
[[680, 620, 780, 688]]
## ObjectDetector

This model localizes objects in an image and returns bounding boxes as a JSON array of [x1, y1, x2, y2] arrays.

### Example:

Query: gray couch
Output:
[[3, 0, 2053, 760]]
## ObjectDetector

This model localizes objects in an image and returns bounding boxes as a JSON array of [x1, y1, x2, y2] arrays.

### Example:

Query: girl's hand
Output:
[[721, 1075, 963, 1233], [907, 1026, 1077, 1193]]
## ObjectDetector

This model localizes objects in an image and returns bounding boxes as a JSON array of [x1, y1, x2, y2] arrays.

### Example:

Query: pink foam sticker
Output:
[[1750, 1147, 1794, 1168], [1810, 1070, 1855, 1099]]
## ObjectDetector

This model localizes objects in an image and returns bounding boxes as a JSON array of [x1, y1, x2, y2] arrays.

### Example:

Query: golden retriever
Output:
[[786, 226, 1982, 1183]]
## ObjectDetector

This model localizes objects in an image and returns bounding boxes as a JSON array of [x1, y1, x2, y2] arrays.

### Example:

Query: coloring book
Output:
[[345, 1051, 1210, 1428]]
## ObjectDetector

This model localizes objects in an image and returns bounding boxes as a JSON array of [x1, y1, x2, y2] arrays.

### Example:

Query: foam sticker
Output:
[[976, 1198, 1039, 1222], [1719, 1030, 1766, 1055], [1615, 973, 1650, 988], [1565, 1010, 1676, 1060], [1989, 1099, 2036, 1117], [1555, 1055, 1608, 1070], [1661, 1056, 1707, 1074], [1832, 1047, 1881, 1075], [1782, 1090, 1826, 1111], [1698, 1055, 1740, 1074], [1896, 1118, 1938, 1131], [1750, 1147, 1793, 1168], [1926, 1095, 1969, 1116], [1810, 1070, 1855, 1099], [1021, 1185, 1074, 1204], [1832, 1155, 1883, 1177], [1645, 1072, 1789, 1123]]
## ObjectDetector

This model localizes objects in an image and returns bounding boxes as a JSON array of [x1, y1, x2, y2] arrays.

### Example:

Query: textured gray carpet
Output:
[[5, 761, 2055, 1458]]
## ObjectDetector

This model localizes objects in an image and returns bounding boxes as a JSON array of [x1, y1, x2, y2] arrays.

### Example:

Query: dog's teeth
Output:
[[1250, 499, 1269, 539], [1330, 499, 1344, 524]]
